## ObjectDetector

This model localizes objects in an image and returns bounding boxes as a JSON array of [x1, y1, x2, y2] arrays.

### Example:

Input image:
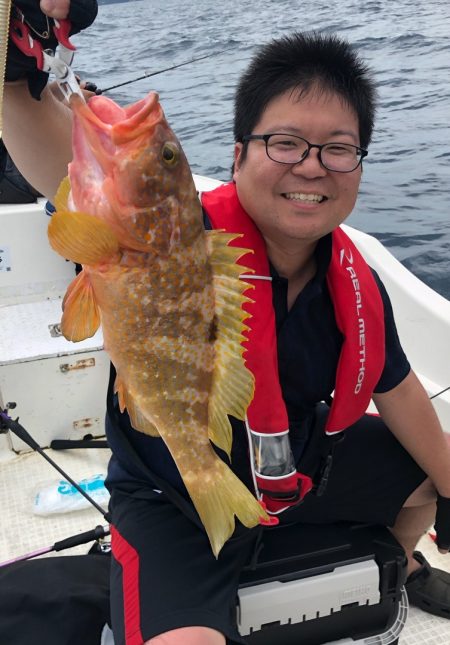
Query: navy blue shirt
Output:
[[106, 232, 410, 492]]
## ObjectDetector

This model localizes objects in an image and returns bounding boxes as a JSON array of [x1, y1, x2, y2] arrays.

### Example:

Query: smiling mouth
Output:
[[283, 192, 327, 203]]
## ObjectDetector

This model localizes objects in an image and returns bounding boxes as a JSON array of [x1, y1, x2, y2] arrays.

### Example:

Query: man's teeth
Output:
[[284, 192, 324, 203]]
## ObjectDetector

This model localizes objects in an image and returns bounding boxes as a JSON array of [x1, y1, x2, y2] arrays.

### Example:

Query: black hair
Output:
[[234, 32, 376, 156]]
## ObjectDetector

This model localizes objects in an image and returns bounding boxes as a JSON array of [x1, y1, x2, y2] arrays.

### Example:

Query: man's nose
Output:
[[291, 147, 327, 177]]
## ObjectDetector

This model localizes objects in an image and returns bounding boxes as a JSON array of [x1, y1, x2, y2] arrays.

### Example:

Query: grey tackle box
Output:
[[237, 522, 407, 645]]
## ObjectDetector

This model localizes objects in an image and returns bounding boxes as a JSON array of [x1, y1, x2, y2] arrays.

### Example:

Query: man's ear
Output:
[[233, 142, 244, 181]]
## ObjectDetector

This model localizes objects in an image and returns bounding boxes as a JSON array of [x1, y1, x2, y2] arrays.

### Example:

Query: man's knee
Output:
[[403, 434, 450, 508], [145, 626, 226, 645]]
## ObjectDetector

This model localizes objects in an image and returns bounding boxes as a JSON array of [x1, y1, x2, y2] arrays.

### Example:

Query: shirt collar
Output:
[[270, 233, 332, 285]]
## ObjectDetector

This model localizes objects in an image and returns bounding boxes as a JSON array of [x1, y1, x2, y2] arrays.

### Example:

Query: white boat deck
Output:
[[1, 447, 449, 644]]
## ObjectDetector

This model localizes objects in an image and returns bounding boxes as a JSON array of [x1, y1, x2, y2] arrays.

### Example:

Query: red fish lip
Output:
[[112, 92, 164, 145], [70, 91, 164, 146], [69, 91, 164, 176]]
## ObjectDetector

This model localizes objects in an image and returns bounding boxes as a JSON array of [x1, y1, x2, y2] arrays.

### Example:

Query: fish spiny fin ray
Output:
[[115, 376, 160, 437], [206, 230, 255, 457], [54, 176, 71, 212], [182, 457, 268, 557], [61, 270, 100, 341], [48, 209, 120, 266]]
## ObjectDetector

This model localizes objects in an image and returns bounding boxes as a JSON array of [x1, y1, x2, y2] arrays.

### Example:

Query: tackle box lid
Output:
[[0, 298, 104, 366], [239, 522, 406, 590]]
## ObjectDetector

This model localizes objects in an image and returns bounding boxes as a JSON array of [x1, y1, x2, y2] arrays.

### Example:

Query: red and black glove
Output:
[[6, 0, 98, 99]]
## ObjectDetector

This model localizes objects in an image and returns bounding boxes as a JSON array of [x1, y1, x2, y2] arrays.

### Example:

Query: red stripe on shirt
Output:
[[111, 525, 143, 645]]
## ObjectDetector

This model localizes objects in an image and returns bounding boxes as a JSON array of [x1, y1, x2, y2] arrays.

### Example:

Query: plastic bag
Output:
[[32, 473, 109, 516]]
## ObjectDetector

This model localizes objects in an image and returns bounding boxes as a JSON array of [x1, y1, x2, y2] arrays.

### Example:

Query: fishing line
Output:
[[101, 47, 235, 93]]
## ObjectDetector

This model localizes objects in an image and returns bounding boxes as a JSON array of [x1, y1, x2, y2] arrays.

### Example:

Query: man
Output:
[[4, 3, 450, 644]]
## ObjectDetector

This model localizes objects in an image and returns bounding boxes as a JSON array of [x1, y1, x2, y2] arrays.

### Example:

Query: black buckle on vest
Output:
[[314, 433, 345, 497], [258, 482, 301, 502]]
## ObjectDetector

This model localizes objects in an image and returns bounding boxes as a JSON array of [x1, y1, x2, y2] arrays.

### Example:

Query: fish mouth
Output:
[[69, 91, 164, 166]]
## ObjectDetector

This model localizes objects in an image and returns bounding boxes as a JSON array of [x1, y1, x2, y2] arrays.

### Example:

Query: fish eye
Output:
[[161, 142, 179, 166]]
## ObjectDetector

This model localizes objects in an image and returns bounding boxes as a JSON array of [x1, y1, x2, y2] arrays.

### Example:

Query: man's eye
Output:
[[272, 139, 298, 148], [326, 144, 354, 155]]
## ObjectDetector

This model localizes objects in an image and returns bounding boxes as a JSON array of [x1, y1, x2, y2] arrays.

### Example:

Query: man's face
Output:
[[233, 89, 363, 250]]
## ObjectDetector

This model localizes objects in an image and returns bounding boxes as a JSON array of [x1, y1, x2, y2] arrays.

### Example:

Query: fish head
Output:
[[69, 91, 202, 255]]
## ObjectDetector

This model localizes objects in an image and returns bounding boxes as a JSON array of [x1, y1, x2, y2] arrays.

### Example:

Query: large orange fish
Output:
[[48, 91, 268, 556]]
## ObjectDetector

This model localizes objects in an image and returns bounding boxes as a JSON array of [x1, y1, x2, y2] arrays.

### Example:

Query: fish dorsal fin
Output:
[[61, 270, 101, 341], [54, 176, 71, 212], [206, 230, 255, 457], [48, 209, 120, 266], [115, 375, 160, 437]]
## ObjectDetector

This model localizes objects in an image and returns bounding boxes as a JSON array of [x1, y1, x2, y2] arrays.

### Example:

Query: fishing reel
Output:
[[0, 402, 18, 433]]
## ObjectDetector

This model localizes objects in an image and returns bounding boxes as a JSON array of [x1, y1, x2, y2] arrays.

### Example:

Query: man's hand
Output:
[[6, 0, 98, 100], [40, 0, 70, 19]]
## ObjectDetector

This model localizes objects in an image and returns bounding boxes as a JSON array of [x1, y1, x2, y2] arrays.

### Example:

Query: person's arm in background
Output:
[[2, 0, 97, 200], [3, 81, 73, 200]]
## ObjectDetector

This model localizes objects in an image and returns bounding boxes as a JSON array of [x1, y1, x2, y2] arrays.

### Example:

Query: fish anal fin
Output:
[[114, 376, 160, 437], [206, 230, 255, 456], [61, 271, 100, 341], [48, 209, 120, 266]]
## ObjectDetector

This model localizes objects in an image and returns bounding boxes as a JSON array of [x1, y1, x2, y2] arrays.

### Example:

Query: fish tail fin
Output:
[[186, 459, 269, 558]]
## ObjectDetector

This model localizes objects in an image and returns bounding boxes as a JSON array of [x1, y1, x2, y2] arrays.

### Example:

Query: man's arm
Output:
[[373, 369, 450, 497], [3, 80, 73, 201], [2, 0, 96, 200]]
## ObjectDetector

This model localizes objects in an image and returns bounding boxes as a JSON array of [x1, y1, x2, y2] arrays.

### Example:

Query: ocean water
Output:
[[72, 0, 449, 298]]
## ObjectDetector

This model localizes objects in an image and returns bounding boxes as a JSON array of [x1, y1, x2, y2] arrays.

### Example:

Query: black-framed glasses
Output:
[[242, 133, 368, 173]]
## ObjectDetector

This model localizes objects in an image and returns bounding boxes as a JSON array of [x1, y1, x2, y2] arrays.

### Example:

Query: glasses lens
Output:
[[321, 143, 361, 172], [266, 134, 309, 164]]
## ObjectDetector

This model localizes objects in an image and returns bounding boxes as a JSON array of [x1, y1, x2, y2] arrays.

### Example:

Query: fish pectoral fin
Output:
[[115, 376, 160, 437], [206, 230, 255, 457], [54, 176, 71, 212], [181, 456, 269, 558], [61, 270, 100, 341], [48, 209, 120, 266]]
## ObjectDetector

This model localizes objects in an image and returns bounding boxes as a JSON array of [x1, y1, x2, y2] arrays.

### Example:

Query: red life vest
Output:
[[201, 182, 385, 513]]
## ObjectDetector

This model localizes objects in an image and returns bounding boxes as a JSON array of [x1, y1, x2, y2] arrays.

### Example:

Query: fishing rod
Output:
[[0, 407, 109, 518], [0, 406, 111, 567], [0, 524, 109, 568], [101, 47, 235, 93]]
